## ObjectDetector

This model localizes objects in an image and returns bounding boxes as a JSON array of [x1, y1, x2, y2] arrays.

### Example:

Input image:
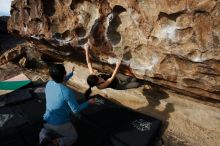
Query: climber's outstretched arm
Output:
[[84, 41, 94, 74], [97, 60, 121, 89]]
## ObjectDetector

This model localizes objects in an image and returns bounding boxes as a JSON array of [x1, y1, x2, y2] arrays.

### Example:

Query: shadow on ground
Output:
[[137, 84, 175, 145]]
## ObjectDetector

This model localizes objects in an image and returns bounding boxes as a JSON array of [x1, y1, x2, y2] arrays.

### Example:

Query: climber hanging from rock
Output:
[[84, 38, 142, 99]]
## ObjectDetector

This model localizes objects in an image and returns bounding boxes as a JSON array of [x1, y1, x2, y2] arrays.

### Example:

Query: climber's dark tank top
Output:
[[97, 73, 118, 89]]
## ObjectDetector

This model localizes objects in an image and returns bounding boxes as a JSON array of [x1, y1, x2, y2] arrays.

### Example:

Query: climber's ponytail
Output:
[[85, 87, 92, 100], [85, 74, 99, 99]]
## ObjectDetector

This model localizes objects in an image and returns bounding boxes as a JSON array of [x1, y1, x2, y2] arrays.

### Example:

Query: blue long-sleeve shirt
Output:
[[43, 72, 89, 125]]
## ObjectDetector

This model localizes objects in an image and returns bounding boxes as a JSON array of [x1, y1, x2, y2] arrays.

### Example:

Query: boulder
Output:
[[7, 0, 220, 100]]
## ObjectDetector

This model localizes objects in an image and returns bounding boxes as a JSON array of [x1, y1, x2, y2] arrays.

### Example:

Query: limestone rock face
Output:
[[8, 0, 220, 100]]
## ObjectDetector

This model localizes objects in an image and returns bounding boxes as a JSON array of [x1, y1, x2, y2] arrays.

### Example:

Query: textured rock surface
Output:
[[7, 0, 220, 100], [0, 17, 49, 67]]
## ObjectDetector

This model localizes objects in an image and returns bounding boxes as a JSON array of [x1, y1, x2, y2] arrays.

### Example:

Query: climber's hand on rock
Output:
[[72, 66, 75, 72], [88, 38, 92, 46], [84, 42, 90, 50], [116, 59, 122, 67], [84, 38, 92, 50]]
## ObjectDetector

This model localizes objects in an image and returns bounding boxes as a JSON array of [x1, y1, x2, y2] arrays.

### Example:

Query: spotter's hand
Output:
[[72, 66, 75, 72]]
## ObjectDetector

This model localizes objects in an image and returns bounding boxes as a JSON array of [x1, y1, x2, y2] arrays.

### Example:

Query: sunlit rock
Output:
[[7, 0, 220, 100]]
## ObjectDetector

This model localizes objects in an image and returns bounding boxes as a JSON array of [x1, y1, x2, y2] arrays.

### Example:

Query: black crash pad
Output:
[[0, 89, 32, 107], [80, 95, 162, 146], [0, 106, 31, 146], [0, 106, 29, 130]]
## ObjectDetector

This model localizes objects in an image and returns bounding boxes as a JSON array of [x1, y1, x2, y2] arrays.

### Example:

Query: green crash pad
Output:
[[0, 80, 31, 90], [0, 73, 31, 96]]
